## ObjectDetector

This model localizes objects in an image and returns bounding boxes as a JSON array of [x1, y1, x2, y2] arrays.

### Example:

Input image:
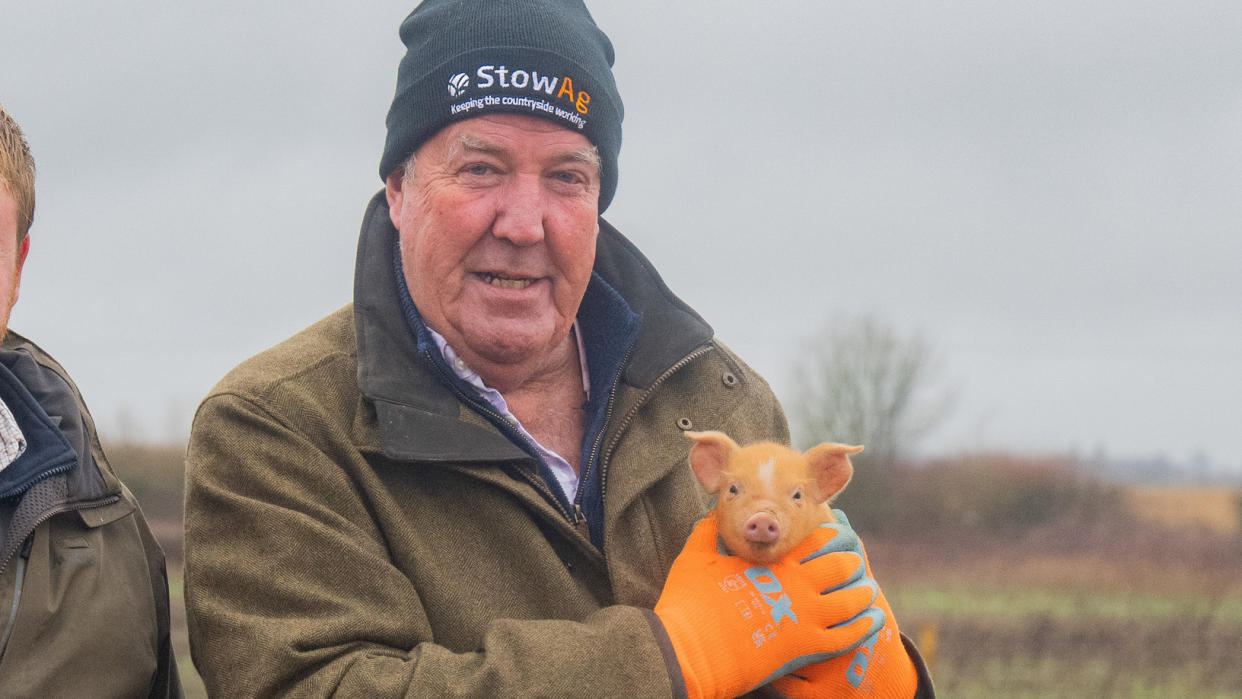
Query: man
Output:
[[185, 2, 934, 697], [0, 104, 181, 696]]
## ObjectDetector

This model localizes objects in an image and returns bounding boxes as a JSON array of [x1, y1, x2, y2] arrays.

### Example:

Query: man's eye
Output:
[[463, 163, 493, 176], [551, 170, 588, 185]]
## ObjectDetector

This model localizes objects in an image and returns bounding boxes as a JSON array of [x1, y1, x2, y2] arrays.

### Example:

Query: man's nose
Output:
[[491, 174, 546, 246]]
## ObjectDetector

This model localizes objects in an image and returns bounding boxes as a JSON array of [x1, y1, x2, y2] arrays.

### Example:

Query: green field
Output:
[[874, 537, 1242, 698], [893, 591, 1242, 697], [892, 585, 1242, 624], [167, 571, 207, 699]]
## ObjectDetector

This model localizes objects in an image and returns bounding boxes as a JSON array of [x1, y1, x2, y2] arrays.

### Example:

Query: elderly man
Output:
[[0, 104, 181, 696], [185, 2, 933, 697]]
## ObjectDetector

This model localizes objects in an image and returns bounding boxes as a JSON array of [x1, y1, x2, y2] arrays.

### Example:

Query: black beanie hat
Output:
[[380, 0, 624, 211]]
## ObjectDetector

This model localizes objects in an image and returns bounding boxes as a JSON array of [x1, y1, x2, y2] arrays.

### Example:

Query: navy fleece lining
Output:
[[0, 362, 77, 500], [572, 272, 641, 548]]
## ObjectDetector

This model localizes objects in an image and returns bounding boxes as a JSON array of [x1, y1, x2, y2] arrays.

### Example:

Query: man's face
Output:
[[0, 187, 29, 337], [386, 113, 601, 373]]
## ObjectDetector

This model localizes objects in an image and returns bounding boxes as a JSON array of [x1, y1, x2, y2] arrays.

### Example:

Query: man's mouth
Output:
[[478, 272, 535, 290]]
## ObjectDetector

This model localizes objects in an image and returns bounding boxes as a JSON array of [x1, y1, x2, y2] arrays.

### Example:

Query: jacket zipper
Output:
[[597, 344, 715, 504], [0, 536, 34, 663], [573, 342, 637, 519], [0, 493, 120, 664], [0, 458, 77, 501], [422, 350, 577, 526]]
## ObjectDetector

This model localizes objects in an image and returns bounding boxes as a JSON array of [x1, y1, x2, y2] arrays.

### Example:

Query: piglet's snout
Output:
[[743, 512, 780, 543]]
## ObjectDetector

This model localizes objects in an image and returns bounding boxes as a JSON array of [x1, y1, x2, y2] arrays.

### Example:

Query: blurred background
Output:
[[4, 2, 1240, 696]]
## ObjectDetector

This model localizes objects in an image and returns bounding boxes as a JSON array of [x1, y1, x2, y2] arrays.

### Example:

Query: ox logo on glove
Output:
[[744, 566, 798, 625], [846, 628, 883, 688]]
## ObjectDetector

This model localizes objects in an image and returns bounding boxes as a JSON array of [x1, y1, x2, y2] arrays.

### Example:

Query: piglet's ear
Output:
[[685, 431, 739, 495], [803, 443, 862, 504]]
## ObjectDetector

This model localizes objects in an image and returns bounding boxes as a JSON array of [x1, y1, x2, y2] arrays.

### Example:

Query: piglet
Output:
[[685, 431, 862, 565]]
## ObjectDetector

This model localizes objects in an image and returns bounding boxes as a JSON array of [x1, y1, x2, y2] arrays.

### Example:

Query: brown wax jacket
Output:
[[184, 192, 933, 697], [0, 332, 180, 698]]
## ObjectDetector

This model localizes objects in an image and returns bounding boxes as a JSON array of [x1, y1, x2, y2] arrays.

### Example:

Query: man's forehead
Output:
[[437, 115, 599, 166], [453, 132, 598, 165]]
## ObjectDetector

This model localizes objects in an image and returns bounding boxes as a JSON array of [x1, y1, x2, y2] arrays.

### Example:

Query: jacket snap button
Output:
[[676, 417, 693, 431], [722, 372, 737, 387]]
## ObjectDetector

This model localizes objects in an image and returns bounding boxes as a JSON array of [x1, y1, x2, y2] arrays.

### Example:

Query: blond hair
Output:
[[0, 102, 36, 243]]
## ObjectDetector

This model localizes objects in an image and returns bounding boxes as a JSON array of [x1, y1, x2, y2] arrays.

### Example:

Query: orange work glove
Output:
[[770, 510, 920, 699], [654, 511, 885, 699]]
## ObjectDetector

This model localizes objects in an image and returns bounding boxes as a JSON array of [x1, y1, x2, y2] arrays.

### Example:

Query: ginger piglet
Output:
[[685, 431, 862, 565]]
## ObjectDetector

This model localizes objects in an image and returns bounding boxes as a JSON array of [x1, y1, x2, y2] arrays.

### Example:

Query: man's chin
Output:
[[457, 321, 570, 371]]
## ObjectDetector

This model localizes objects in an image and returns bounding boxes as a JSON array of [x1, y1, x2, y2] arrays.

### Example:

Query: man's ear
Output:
[[685, 431, 739, 494], [385, 170, 406, 229], [803, 443, 862, 504], [12, 235, 30, 305]]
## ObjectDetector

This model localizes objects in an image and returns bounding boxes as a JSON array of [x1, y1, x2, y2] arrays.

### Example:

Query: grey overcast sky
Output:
[[2, 2, 1239, 469]]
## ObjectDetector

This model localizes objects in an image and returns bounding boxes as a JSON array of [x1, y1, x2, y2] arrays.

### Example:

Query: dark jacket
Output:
[[0, 331, 180, 698], [184, 191, 931, 697]]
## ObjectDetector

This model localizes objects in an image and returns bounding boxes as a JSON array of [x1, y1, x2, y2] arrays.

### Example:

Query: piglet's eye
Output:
[[728, 484, 739, 495], [792, 489, 803, 500]]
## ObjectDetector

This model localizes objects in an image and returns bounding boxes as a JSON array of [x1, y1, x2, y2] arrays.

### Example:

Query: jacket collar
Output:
[[352, 190, 714, 462], [0, 334, 119, 505]]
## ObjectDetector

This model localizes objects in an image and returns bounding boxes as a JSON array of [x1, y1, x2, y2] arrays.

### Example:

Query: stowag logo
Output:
[[447, 64, 591, 115], [447, 72, 470, 97]]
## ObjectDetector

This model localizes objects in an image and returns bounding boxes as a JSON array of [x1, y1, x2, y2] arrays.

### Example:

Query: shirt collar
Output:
[[0, 394, 27, 472], [427, 322, 591, 402]]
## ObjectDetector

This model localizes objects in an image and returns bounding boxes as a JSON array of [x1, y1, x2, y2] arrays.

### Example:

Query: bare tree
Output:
[[790, 314, 954, 465]]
